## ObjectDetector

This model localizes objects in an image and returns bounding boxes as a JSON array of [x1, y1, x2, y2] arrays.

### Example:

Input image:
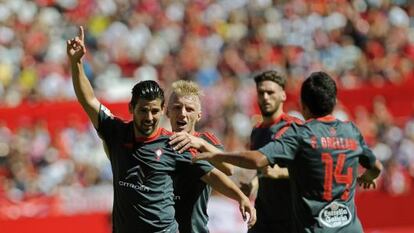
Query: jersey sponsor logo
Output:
[[119, 165, 150, 192], [318, 201, 352, 228]]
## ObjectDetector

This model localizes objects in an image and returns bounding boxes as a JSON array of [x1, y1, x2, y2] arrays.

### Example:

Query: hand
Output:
[[239, 197, 257, 229], [261, 164, 288, 179], [357, 173, 377, 189], [67, 26, 86, 63], [169, 132, 205, 153]]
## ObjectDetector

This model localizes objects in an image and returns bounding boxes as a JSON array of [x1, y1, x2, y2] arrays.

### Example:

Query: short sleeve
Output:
[[258, 124, 300, 166], [176, 151, 214, 178], [96, 104, 121, 141], [353, 124, 377, 169]]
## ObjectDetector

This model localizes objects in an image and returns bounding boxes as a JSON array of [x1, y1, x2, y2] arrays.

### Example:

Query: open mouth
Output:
[[176, 120, 187, 128]]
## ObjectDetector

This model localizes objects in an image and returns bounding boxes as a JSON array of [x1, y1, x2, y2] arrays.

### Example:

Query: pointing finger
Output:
[[79, 26, 84, 41]]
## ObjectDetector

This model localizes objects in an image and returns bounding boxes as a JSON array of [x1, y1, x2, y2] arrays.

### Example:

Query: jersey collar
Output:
[[307, 115, 336, 123], [257, 112, 286, 128], [135, 127, 162, 143]]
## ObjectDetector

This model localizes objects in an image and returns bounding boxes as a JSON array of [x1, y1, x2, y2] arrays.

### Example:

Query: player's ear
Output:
[[301, 103, 311, 120], [281, 90, 287, 102], [196, 101, 202, 122], [196, 111, 202, 122]]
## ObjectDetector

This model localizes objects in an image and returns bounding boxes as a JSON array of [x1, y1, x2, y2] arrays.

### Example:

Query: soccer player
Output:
[[166, 80, 234, 233], [67, 26, 255, 233], [243, 70, 302, 233], [194, 71, 383, 233]]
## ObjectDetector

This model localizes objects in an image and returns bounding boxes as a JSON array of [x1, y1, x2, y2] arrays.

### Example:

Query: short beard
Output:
[[259, 107, 277, 117], [261, 110, 275, 117], [135, 121, 155, 136]]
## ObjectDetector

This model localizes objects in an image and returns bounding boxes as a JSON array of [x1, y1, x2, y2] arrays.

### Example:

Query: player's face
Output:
[[129, 99, 164, 137], [256, 80, 286, 117], [167, 94, 201, 134]]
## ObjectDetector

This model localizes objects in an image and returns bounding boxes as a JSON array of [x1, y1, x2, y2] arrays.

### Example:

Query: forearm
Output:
[[70, 61, 100, 127], [201, 142, 234, 175], [71, 61, 97, 105], [365, 159, 383, 179], [208, 151, 269, 169], [202, 169, 247, 202]]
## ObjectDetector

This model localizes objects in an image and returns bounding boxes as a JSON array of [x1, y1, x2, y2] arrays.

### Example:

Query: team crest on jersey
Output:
[[319, 201, 352, 228], [155, 148, 163, 161]]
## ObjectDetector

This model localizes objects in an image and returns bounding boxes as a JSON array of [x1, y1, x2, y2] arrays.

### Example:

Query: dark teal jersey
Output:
[[174, 132, 224, 233], [96, 105, 214, 233], [259, 115, 376, 233], [249, 113, 302, 233]]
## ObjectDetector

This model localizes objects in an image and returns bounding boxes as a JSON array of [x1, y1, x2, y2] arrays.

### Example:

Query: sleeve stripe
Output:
[[189, 148, 198, 157], [203, 132, 221, 145], [274, 123, 291, 139]]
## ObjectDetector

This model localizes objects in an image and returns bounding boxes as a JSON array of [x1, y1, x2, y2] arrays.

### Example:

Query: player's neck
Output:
[[262, 107, 284, 125], [187, 128, 196, 135], [133, 124, 161, 140]]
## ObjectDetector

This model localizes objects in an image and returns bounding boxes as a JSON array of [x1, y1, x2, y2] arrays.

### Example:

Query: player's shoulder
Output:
[[283, 114, 304, 125], [160, 128, 174, 137], [197, 131, 222, 146], [100, 104, 130, 126], [340, 120, 361, 135]]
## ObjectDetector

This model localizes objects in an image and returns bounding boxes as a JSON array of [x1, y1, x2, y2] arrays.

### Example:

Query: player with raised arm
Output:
[[194, 71, 383, 233], [67, 26, 255, 233], [166, 80, 234, 233]]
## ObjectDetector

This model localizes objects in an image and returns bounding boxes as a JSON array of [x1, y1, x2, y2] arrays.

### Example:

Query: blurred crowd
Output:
[[1, 0, 414, 106], [1, 0, 414, 204]]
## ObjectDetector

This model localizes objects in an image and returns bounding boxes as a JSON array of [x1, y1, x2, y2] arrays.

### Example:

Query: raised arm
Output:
[[170, 132, 234, 175], [67, 26, 100, 128], [200, 168, 256, 228]]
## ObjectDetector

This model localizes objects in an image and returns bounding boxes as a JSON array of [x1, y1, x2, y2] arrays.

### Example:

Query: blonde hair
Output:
[[171, 80, 204, 97]]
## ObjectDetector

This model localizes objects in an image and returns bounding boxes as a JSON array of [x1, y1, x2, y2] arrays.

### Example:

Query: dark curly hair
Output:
[[301, 71, 337, 117]]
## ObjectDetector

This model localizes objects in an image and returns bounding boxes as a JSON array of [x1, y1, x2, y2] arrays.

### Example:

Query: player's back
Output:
[[288, 115, 374, 232]]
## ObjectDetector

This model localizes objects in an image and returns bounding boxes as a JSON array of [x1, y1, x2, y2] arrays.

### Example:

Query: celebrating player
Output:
[[194, 71, 383, 232], [166, 80, 234, 233], [67, 26, 255, 233]]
